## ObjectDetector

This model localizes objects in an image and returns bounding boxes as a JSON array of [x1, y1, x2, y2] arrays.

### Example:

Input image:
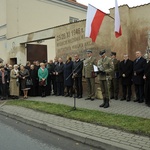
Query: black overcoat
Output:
[[73, 59, 83, 78], [64, 61, 73, 86], [54, 62, 64, 82], [132, 57, 146, 85], [119, 59, 133, 85]]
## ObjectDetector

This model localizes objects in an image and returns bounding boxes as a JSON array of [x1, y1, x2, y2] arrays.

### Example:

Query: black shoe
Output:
[[65, 94, 69, 97], [91, 98, 95, 101], [114, 96, 118, 100], [104, 99, 110, 108], [110, 96, 114, 99], [134, 99, 139, 102], [120, 97, 126, 101], [78, 96, 82, 99], [85, 97, 91, 100], [99, 99, 106, 107], [126, 98, 131, 102], [104, 104, 109, 108], [138, 100, 144, 103]]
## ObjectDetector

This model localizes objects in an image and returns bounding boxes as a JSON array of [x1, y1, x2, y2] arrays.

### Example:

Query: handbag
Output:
[[39, 80, 46, 86], [26, 79, 33, 86]]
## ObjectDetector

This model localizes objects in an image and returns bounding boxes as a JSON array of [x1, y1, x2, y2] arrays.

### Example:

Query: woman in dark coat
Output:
[[64, 56, 73, 97], [143, 53, 150, 107], [54, 58, 64, 96], [29, 64, 38, 96], [19, 65, 30, 99]]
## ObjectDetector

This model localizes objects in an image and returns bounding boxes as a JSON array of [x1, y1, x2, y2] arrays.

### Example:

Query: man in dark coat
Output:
[[54, 58, 64, 96], [52, 57, 58, 95], [0, 66, 9, 100], [46, 60, 55, 95], [64, 56, 73, 97], [119, 54, 133, 101], [143, 53, 150, 107], [73, 54, 83, 99], [133, 51, 146, 103]]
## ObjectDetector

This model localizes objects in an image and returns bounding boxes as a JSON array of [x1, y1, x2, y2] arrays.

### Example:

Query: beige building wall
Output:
[[55, 4, 150, 62], [1, 1, 150, 65], [6, 0, 86, 38], [0, 0, 7, 63], [129, 4, 150, 60]]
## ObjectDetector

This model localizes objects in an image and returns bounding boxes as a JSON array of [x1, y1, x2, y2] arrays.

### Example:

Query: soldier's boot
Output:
[[99, 98, 106, 107], [103, 98, 110, 108]]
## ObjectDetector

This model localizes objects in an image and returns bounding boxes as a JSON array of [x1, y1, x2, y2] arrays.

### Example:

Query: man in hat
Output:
[[110, 52, 120, 100], [83, 49, 97, 101], [97, 50, 114, 108]]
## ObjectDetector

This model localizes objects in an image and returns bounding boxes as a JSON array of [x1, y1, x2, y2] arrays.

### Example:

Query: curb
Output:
[[0, 110, 139, 150]]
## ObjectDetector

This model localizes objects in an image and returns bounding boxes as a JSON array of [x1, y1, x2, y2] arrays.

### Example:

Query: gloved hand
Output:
[[122, 74, 126, 77], [99, 65, 104, 72]]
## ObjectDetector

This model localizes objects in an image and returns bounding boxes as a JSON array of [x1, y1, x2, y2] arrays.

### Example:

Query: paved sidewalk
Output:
[[0, 99, 150, 150], [28, 95, 150, 119]]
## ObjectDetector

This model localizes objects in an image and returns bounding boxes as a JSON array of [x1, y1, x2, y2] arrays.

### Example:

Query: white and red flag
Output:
[[85, 4, 106, 42], [115, 0, 122, 38]]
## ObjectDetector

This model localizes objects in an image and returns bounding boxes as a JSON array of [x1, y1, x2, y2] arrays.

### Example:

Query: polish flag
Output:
[[85, 4, 106, 42], [115, 0, 122, 38]]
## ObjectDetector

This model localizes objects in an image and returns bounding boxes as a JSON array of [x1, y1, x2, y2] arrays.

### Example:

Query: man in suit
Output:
[[54, 58, 64, 96], [133, 51, 146, 103], [97, 50, 114, 108], [110, 52, 120, 100], [73, 54, 83, 99], [83, 50, 97, 101], [119, 54, 133, 101]]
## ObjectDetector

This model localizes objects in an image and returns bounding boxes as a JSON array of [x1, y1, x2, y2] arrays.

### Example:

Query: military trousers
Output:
[[99, 79, 111, 99], [110, 78, 119, 98], [86, 78, 95, 99]]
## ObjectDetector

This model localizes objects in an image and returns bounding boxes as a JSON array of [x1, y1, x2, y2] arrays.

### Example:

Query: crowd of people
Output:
[[0, 54, 83, 101], [0, 50, 149, 109], [84, 50, 150, 108]]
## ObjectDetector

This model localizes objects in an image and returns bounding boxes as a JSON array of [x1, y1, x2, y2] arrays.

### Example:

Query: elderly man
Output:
[[83, 50, 97, 101], [97, 50, 114, 108], [119, 54, 133, 101], [133, 51, 146, 103]]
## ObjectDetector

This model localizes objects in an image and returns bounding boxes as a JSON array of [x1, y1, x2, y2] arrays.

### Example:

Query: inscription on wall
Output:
[[55, 21, 97, 58]]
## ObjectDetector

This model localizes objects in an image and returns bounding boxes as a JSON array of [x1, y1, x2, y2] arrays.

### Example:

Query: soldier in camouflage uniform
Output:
[[83, 50, 97, 101], [110, 52, 120, 100], [97, 50, 114, 108]]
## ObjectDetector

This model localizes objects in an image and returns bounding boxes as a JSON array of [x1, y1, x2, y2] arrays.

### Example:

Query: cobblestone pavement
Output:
[[0, 96, 150, 150]]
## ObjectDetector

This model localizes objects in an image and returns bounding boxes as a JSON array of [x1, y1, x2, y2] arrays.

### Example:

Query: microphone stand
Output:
[[66, 59, 84, 110]]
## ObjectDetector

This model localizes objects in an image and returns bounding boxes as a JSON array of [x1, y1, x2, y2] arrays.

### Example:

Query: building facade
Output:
[[0, 0, 87, 64], [0, 0, 150, 65]]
